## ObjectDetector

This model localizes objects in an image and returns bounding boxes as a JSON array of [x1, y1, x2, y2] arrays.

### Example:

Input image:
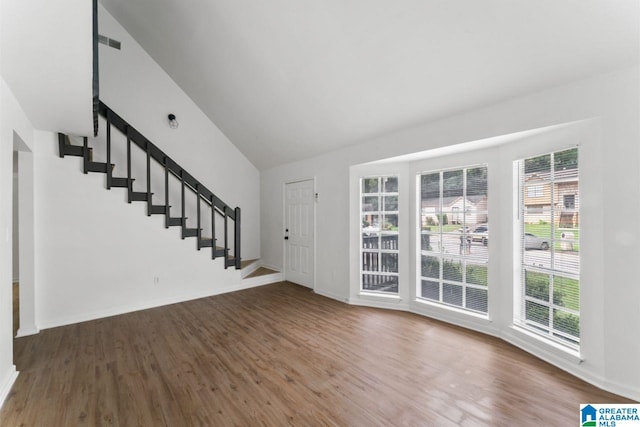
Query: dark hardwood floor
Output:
[[0, 282, 632, 426]]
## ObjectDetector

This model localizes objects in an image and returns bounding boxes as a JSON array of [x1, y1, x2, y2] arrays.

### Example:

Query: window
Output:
[[563, 194, 575, 209], [418, 166, 488, 314], [527, 185, 544, 198], [361, 176, 399, 293], [516, 148, 580, 349]]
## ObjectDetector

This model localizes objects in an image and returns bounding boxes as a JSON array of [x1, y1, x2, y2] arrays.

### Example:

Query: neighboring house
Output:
[[523, 168, 579, 228], [421, 195, 488, 227]]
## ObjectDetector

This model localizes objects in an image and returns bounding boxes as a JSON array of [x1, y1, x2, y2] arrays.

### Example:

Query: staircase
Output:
[[58, 101, 241, 269]]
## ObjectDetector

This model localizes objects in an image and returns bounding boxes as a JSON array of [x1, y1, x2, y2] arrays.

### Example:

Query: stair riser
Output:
[[111, 177, 134, 188], [130, 192, 149, 202], [62, 145, 85, 157], [166, 218, 184, 227], [198, 239, 214, 250], [86, 162, 114, 173], [182, 229, 198, 239], [149, 206, 167, 215]]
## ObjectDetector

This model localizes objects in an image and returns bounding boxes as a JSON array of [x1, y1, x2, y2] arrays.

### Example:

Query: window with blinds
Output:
[[418, 166, 488, 314], [361, 176, 399, 294], [516, 147, 580, 349]]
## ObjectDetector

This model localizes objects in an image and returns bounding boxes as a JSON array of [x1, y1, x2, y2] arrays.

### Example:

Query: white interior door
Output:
[[284, 179, 315, 288]]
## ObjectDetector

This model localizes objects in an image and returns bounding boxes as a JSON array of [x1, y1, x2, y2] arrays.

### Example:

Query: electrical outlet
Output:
[[153, 276, 160, 284]]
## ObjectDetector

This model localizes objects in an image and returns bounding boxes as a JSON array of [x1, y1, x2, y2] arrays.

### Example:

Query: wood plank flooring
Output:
[[0, 282, 633, 426]]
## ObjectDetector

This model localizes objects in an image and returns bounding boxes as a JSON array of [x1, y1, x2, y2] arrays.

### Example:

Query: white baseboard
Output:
[[602, 379, 640, 402], [0, 366, 18, 410], [314, 288, 348, 303], [348, 296, 410, 311], [38, 280, 271, 331]]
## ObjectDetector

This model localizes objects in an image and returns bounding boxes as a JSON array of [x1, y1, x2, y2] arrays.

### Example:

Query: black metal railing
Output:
[[59, 101, 241, 269]]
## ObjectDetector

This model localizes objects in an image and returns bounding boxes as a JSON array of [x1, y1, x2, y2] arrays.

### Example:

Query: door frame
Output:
[[282, 177, 316, 290], [13, 133, 38, 337]]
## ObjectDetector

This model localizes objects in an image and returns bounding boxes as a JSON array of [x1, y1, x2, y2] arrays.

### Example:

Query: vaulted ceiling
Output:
[[99, 0, 639, 170]]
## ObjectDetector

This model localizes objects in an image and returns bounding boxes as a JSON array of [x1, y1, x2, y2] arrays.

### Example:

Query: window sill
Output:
[[509, 325, 583, 364], [358, 291, 402, 302], [413, 297, 490, 321]]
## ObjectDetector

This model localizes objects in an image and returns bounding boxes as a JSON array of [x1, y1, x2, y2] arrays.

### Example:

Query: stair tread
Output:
[[62, 145, 85, 157], [245, 267, 278, 279], [182, 227, 199, 238], [241, 259, 259, 269], [149, 204, 170, 215], [130, 191, 153, 202], [111, 177, 134, 188], [87, 161, 115, 173], [198, 238, 214, 250], [166, 217, 185, 227]]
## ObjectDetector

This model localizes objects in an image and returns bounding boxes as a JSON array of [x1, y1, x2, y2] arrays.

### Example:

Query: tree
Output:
[[554, 148, 578, 171], [524, 148, 577, 174]]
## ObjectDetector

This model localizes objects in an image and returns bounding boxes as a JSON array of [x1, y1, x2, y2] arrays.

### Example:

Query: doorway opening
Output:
[[12, 151, 19, 336], [13, 132, 37, 337]]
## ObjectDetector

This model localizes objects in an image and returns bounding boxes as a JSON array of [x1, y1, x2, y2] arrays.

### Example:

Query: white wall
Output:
[[0, 0, 93, 135], [33, 130, 256, 328], [0, 77, 35, 408], [11, 156, 17, 281], [22, 5, 262, 329], [260, 66, 640, 400], [97, 5, 260, 259]]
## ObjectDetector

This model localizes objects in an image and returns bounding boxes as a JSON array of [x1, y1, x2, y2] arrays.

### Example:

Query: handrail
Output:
[[99, 102, 235, 220]]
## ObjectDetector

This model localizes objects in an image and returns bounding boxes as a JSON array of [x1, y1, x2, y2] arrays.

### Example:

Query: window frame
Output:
[[417, 164, 489, 316], [360, 175, 400, 295], [514, 147, 581, 351]]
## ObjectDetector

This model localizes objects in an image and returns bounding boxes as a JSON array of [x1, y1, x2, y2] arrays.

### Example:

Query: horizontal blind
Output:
[[418, 165, 488, 314], [517, 148, 580, 349]]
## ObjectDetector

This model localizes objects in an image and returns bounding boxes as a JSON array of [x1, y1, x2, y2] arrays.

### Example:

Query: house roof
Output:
[[525, 168, 579, 183], [99, 0, 640, 170], [421, 195, 487, 209]]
